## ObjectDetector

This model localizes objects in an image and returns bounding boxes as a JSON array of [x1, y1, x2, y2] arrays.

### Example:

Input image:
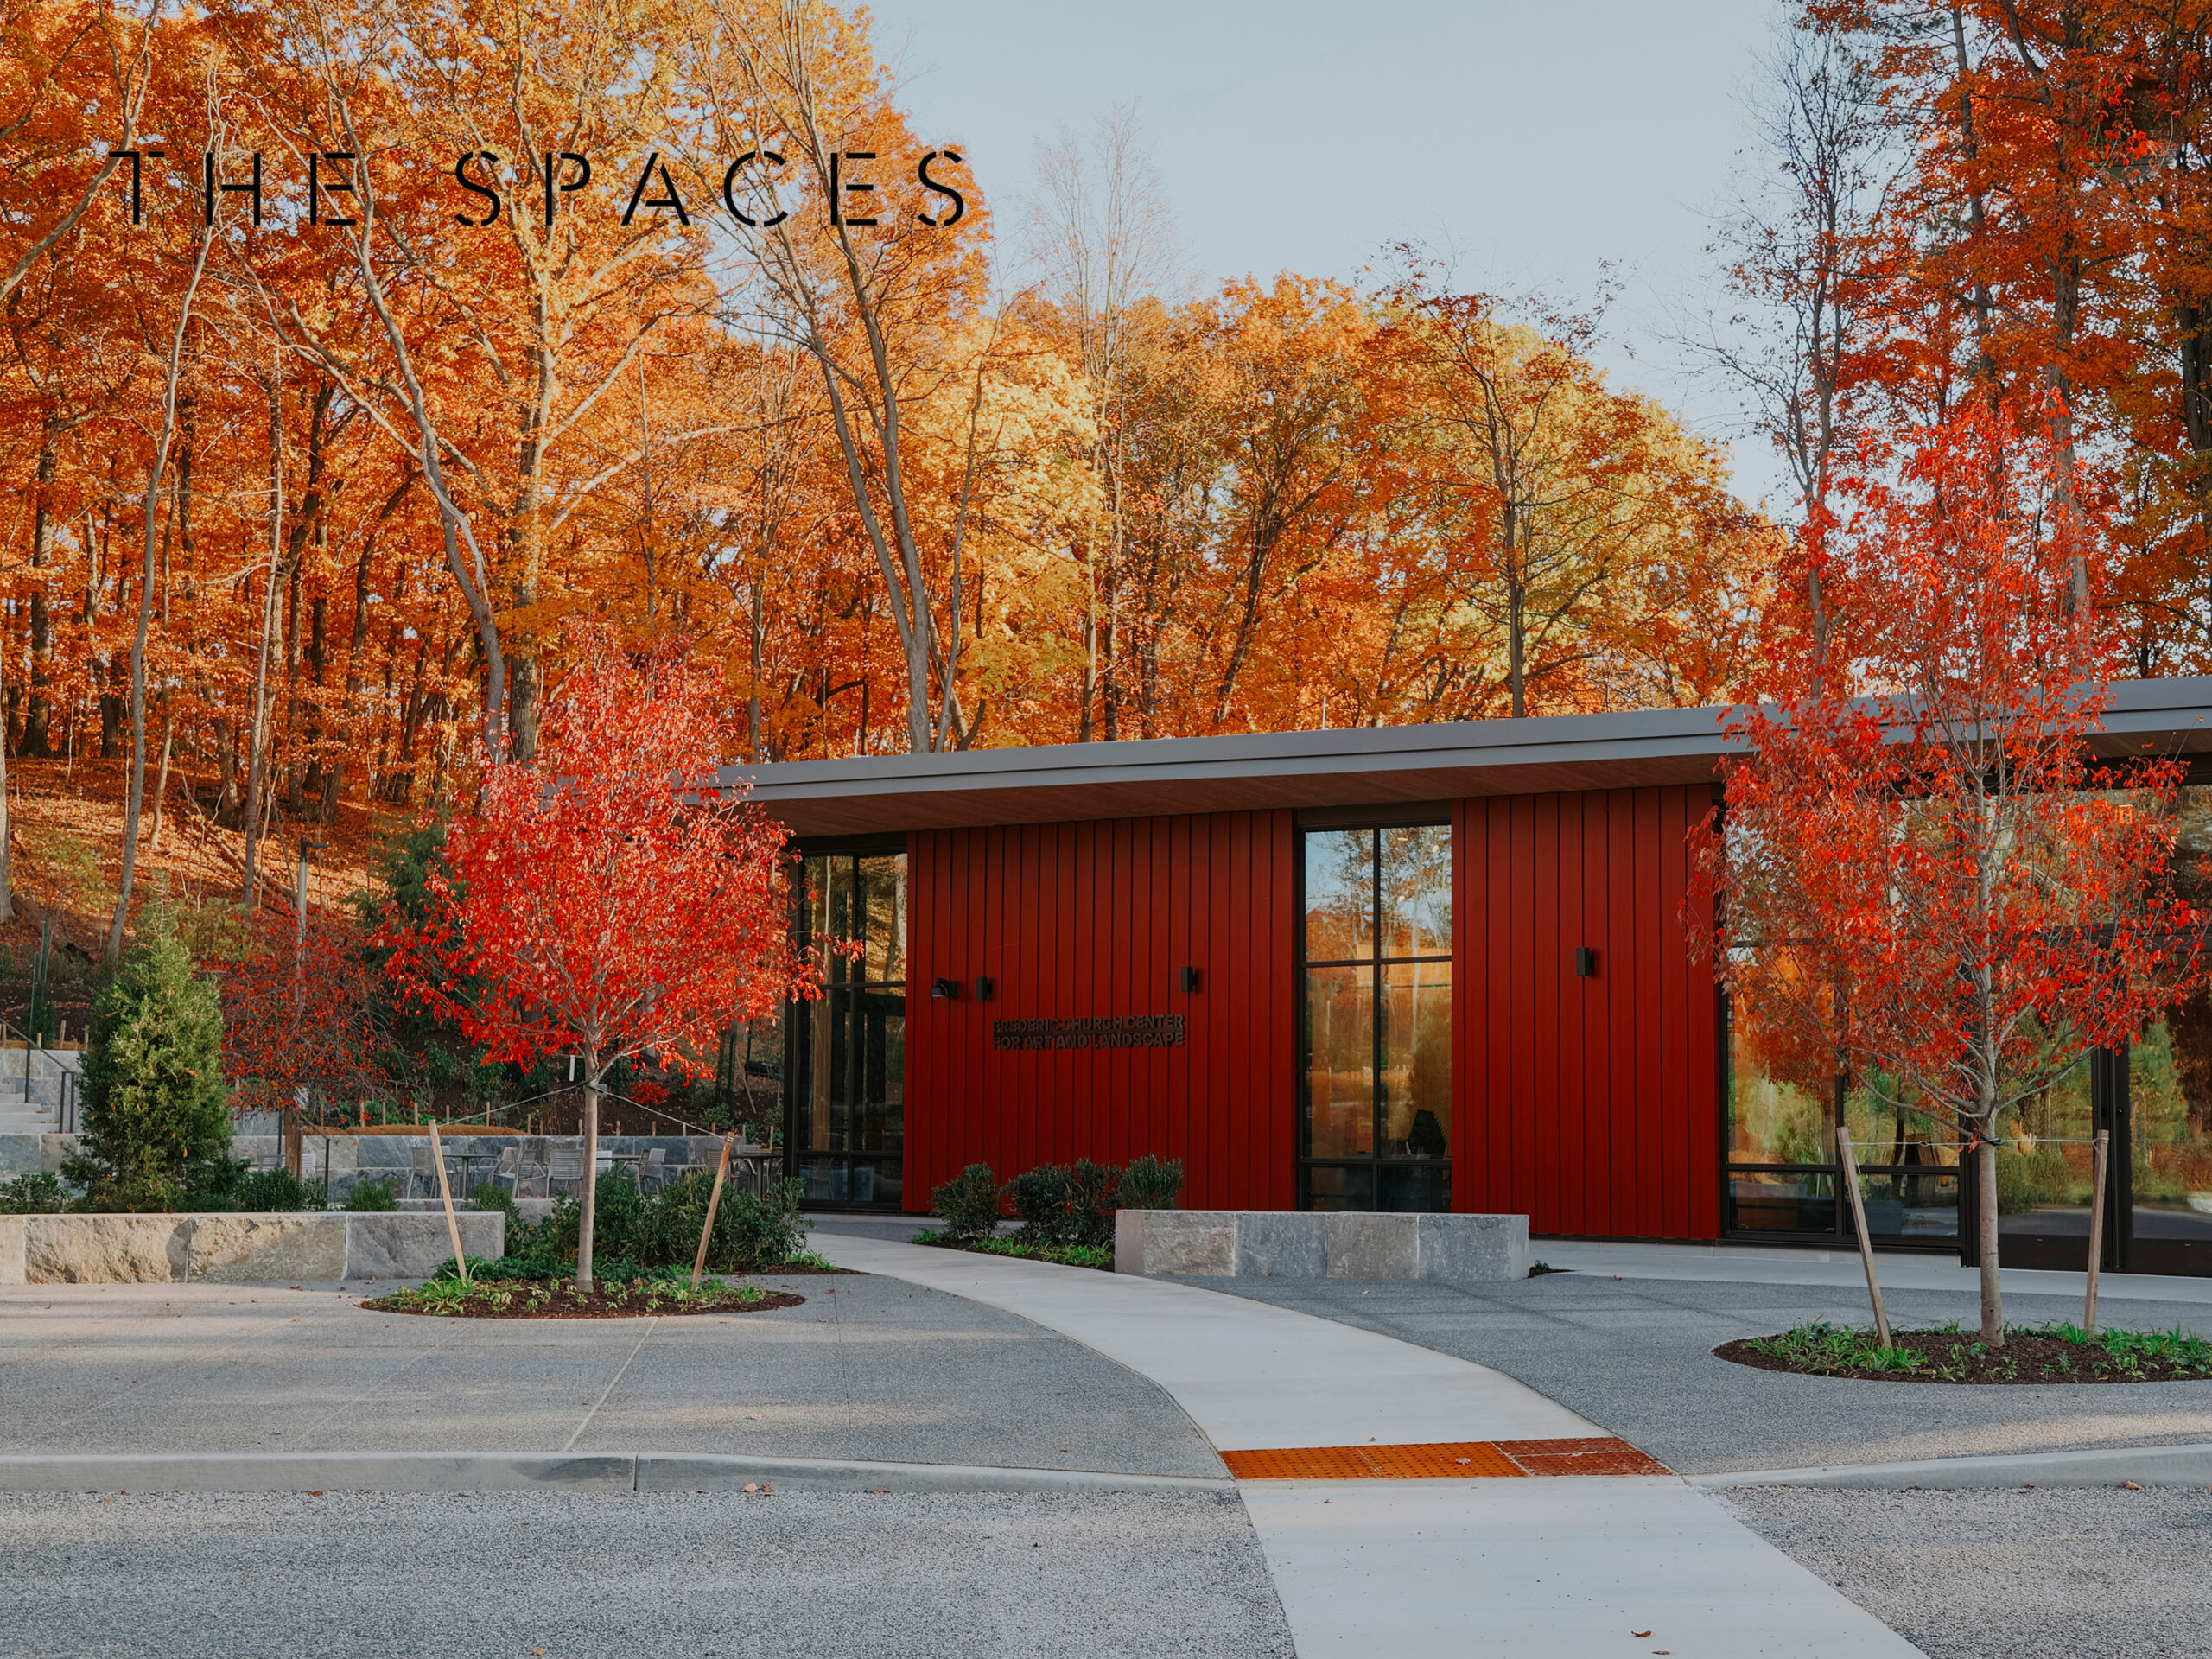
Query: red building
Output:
[[739, 683, 2212, 1276]]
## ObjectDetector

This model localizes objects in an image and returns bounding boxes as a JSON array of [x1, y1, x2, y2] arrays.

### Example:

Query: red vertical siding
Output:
[[904, 810, 1299, 1213], [1451, 784, 1720, 1241], [899, 783, 1716, 1237]]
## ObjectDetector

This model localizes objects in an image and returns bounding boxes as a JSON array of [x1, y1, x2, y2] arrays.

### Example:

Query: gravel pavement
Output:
[[1723, 1484, 2212, 1659], [0, 1273, 1222, 1475], [0, 1489, 1292, 1659]]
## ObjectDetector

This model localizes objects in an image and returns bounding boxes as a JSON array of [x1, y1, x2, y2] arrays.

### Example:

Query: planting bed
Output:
[[1717, 1320, 2212, 1384], [362, 1277, 805, 1319]]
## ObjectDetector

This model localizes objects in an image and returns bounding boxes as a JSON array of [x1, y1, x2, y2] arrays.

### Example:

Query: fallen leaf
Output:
[[1633, 1634, 1651, 1640], [2122, 1481, 2143, 1491]]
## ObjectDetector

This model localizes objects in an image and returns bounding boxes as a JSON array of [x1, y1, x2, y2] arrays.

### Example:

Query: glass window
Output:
[[1305, 966, 1374, 1159], [2130, 1015, 2212, 1258], [1380, 825, 1452, 957], [1300, 823, 1451, 1211], [1726, 1001, 1960, 1243], [1305, 830, 1374, 963]]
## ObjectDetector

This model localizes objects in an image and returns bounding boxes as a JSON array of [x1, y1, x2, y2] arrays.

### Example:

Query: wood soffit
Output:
[[725, 679, 2212, 838]]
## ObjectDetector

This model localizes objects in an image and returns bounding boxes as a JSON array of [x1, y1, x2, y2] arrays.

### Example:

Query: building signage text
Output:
[[991, 1016, 1185, 1052]]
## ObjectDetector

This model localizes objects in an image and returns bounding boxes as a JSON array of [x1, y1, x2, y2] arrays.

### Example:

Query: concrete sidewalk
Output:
[[813, 1234, 1921, 1659]]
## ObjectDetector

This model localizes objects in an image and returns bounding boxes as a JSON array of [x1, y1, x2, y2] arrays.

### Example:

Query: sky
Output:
[[861, 0, 1789, 503]]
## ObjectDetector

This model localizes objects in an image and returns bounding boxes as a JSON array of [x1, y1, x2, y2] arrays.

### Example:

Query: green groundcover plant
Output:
[[1734, 1319, 2212, 1382]]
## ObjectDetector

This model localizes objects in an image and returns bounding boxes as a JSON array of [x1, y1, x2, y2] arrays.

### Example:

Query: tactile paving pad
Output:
[[1492, 1436, 1675, 1477], [1220, 1436, 1669, 1480]]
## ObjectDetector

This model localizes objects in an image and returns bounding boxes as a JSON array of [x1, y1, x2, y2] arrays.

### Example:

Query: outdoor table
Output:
[[449, 1148, 491, 1200]]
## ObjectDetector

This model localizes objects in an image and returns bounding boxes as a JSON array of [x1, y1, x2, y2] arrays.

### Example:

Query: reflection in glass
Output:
[[1304, 967, 1374, 1158], [1381, 825, 1452, 957], [1380, 1164, 1451, 1212], [1306, 1164, 1375, 1212], [1728, 1006, 1831, 1165], [1382, 961, 1450, 1157], [1305, 830, 1373, 962], [2131, 1016, 2212, 1249], [1855, 1169, 1959, 1240], [1993, 1054, 2094, 1227], [1726, 1170, 1838, 1234]]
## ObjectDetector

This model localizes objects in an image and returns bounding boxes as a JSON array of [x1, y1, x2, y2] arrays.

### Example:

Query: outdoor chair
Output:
[[408, 1143, 436, 1201], [493, 1146, 520, 1195], [642, 1147, 666, 1190], [548, 1146, 585, 1196]]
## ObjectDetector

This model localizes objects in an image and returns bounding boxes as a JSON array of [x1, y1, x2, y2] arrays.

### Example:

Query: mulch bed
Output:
[[1717, 1330, 2212, 1384], [361, 1281, 806, 1319]]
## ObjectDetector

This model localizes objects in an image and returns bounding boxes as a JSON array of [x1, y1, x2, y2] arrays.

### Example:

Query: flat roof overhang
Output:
[[724, 677, 2212, 838]]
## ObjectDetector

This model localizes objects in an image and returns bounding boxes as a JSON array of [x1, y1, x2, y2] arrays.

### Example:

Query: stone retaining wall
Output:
[[1114, 1209, 1529, 1281], [0, 1211, 504, 1285]]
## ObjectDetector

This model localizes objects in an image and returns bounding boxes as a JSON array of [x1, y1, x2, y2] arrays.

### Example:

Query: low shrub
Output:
[[344, 1175, 399, 1212], [236, 1166, 321, 1211], [502, 1170, 810, 1275], [931, 1163, 1001, 1242], [1065, 1160, 1118, 1248], [1004, 1159, 1126, 1248], [0, 1171, 66, 1214], [472, 1185, 521, 1223], [1116, 1154, 1184, 1211], [1003, 1163, 1077, 1248]]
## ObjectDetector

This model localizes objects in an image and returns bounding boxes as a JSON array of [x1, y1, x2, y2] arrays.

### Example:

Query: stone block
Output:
[[1324, 1211, 1420, 1280], [1116, 1208, 1233, 1275], [341, 1211, 505, 1280], [40, 1133, 79, 1173], [0, 1217, 23, 1284], [26, 1216, 191, 1283], [1415, 1213, 1529, 1281], [187, 1215, 348, 1283], [232, 1135, 283, 1170], [0, 1134, 38, 1175], [1232, 1211, 1327, 1277]]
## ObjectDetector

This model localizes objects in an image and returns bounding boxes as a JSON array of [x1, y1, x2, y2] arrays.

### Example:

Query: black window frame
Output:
[[1294, 811, 1453, 1213]]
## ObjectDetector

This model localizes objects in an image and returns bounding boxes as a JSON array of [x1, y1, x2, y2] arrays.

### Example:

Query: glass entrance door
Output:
[[788, 851, 906, 1210]]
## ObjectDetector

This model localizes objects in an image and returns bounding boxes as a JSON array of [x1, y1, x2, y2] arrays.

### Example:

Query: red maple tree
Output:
[[377, 626, 820, 1282], [219, 911, 394, 1116], [1696, 402, 2207, 1341]]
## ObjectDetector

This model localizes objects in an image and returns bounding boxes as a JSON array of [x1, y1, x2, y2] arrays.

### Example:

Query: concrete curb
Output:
[[1689, 1440, 2212, 1490], [0, 1451, 1233, 1496]]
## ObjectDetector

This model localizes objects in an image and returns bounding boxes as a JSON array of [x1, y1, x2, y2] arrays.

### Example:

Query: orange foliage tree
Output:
[[375, 627, 820, 1281], [1695, 403, 2207, 1340]]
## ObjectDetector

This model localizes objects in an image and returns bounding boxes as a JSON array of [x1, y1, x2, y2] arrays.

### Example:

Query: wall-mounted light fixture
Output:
[[931, 976, 961, 1000], [1181, 965, 1202, 994], [1574, 947, 1598, 978], [974, 976, 994, 1001]]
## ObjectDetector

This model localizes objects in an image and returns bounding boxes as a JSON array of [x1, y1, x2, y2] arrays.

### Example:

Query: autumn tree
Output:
[[1699, 403, 2206, 1341], [375, 626, 819, 1283]]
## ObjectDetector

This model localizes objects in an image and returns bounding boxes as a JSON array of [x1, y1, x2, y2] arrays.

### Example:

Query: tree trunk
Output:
[[241, 369, 284, 915], [578, 1046, 601, 1287], [1976, 1132, 2003, 1344], [22, 417, 58, 758]]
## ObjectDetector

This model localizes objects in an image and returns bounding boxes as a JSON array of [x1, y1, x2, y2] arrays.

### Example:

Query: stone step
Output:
[[0, 1113, 57, 1134]]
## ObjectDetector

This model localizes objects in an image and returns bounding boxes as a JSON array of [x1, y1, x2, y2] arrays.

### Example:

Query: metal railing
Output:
[[0, 1020, 80, 1132]]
